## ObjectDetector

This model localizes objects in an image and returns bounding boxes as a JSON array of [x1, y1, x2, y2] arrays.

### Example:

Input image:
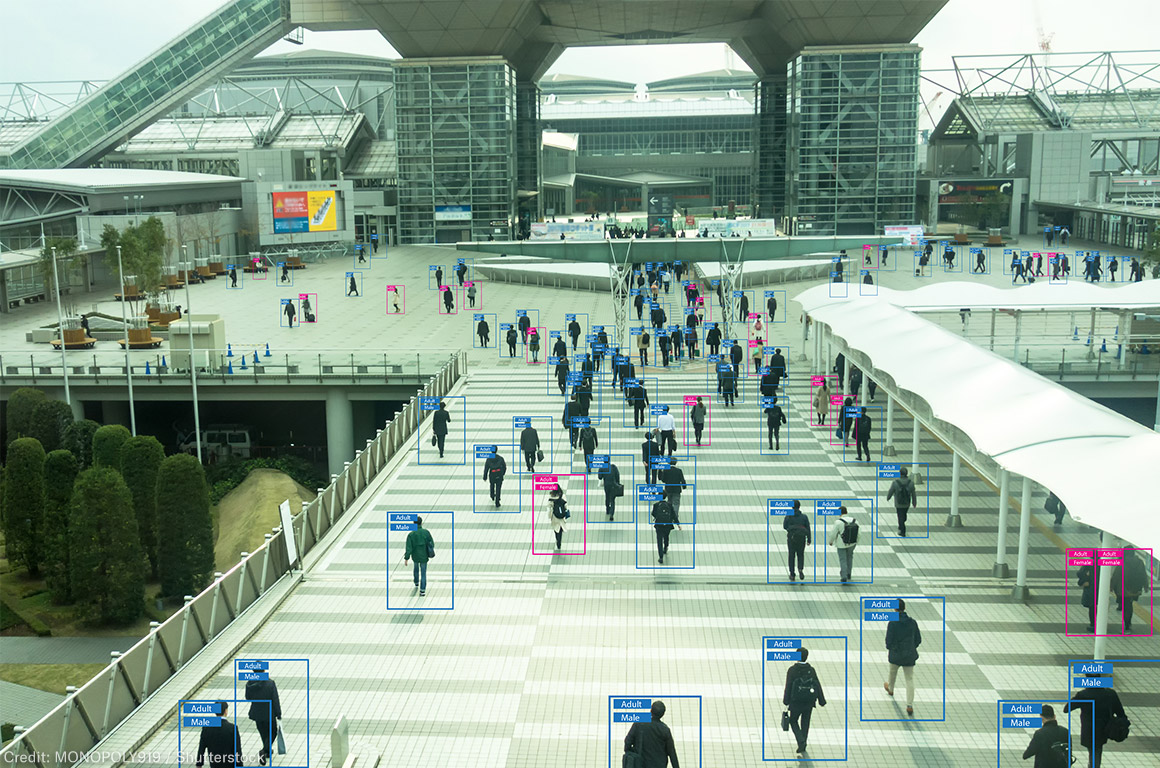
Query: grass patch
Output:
[[0, 663, 107, 694]]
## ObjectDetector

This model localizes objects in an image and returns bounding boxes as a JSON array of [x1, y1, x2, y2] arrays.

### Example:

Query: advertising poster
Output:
[[273, 191, 337, 233]]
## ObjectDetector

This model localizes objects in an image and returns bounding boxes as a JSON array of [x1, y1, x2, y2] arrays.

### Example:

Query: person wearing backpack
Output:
[[883, 598, 922, 716], [1065, 676, 1127, 768], [827, 506, 859, 583], [483, 450, 507, 508], [403, 516, 435, 596], [578, 422, 599, 474], [1022, 704, 1073, 768], [782, 647, 827, 754], [599, 460, 622, 521], [651, 495, 681, 564], [507, 326, 519, 358], [782, 501, 811, 581], [623, 700, 680, 768], [1113, 551, 1149, 632], [545, 487, 570, 550], [657, 459, 687, 518], [638, 330, 651, 366], [886, 467, 917, 537], [1045, 491, 1067, 527]]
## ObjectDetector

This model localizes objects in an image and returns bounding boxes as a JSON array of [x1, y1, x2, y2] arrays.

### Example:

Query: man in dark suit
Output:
[[432, 401, 451, 458], [245, 678, 282, 766], [1021, 704, 1071, 768], [623, 700, 680, 768], [196, 702, 244, 768], [1065, 677, 1126, 768], [783, 648, 827, 754]]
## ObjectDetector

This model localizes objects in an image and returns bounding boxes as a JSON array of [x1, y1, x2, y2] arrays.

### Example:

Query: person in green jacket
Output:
[[403, 516, 435, 596]]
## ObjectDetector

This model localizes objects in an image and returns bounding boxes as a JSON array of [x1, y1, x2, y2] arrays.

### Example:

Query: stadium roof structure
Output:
[[0, 168, 244, 193], [107, 113, 369, 155], [798, 284, 1160, 555]]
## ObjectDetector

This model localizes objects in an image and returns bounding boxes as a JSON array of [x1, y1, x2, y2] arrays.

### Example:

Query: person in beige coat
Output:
[[813, 380, 830, 426], [545, 486, 569, 550]]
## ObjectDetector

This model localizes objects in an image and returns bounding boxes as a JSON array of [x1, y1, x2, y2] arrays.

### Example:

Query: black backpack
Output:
[[894, 480, 912, 508], [787, 522, 808, 549], [1045, 738, 1075, 768], [1105, 712, 1130, 743], [790, 665, 819, 707], [840, 518, 859, 545]]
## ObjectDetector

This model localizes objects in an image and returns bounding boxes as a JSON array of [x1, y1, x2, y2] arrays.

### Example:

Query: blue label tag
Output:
[[183, 702, 223, 714], [183, 716, 222, 728], [516, 309, 527, 316], [817, 500, 842, 516], [1002, 703, 1043, 716], [419, 397, 438, 411], [474, 445, 497, 458], [566, 314, 576, 321], [1072, 661, 1113, 674], [429, 265, 438, 271], [514, 417, 531, 427], [877, 463, 901, 478], [766, 650, 802, 661], [589, 455, 609, 468], [237, 671, 269, 681], [864, 611, 899, 622], [1002, 716, 1042, 729], [474, 314, 484, 321], [768, 499, 794, 516], [237, 661, 267, 671], [864, 598, 898, 610], [613, 712, 647, 723], [1074, 677, 1113, 688], [501, 323, 513, 331]]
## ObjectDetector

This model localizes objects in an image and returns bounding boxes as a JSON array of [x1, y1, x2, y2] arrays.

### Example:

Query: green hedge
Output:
[[3, 437, 46, 576], [92, 424, 131, 470], [69, 467, 145, 625], [42, 449, 79, 604], [155, 454, 214, 599]]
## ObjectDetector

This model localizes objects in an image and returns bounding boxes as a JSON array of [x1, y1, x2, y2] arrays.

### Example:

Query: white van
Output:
[[179, 425, 253, 460]]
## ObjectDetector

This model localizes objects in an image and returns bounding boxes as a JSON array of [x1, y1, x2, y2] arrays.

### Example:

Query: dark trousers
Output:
[[252, 717, 275, 760], [660, 347, 670, 366], [489, 477, 503, 503], [895, 506, 908, 536], [569, 426, 578, 447], [709, 342, 720, 356], [524, 450, 536, 471], [643, 463, 657, 484], [856, 434, 870, 460], [660, 430, 676, 455], [788, 706, 813, 749], [655, 524, 673, 558], [605, 491, 615, 518], [583, 449, 594, 472], [508, 342, 516, 357], [768, 425, 781, 450], [722, 390, 734, 407], [693, 422, 704, 443], [639, 349, 648, 366], [557, 379, 566, 394], [788, 542, 805, 578], [1087, 743, 1103, 768], [633, 403, 646, 428], [435, 433, 447, 457], [479, 334, 488, 347]]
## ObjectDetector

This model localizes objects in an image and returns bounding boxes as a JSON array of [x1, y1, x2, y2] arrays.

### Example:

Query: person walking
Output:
[[563, 394, 579, 449], [638, 330, 651, 366], [769, 347, 787, 383], [1012, 252, 1026, 284], [853, 407, 872, 461], [483, 449, 507, 507], [767, 293, 778, 321], [441, 286, 454, 313], [783, 500, 810, 581], [827, 506, 859, 583], [195, 701, 244, 768], [765, 396, 787, 451], [642, 431, 662, 484], [719, 364, 736, 408], [752, 340, 764, 374], [455, 261, 467, 286], [552, 335, 568, 360], [432, 401, 451, 458], [883, 598, 922, 716], [520, 424, 541, 471], [567, 317, 582, 352], [282, 263, 291, 283], [283, 299, 296, 328], [886, 467, 917, 536], [529, 329, 541, 362], [578, 421, 599, 473], [729, 340, 744, 378], [599, 459, 622, 521], [813, 380, 830, 426], [347, 274, 359, 296], [629, 380, 650, 428], [1044, 491, 1067, 527], [1108, 255, 1118, 282], [434, 266, 443, 289], [670, 327, 683, 362], [622, 700, 680, 768], [546, 487, 570, 550], [706, 324, 722, 356], [389, 286, 401, 314], [635, 292, 645, 321], [403, 516, 435, 596], [684, 326, 697, 359], [467, 283, 477, 307], [1113, 550, 1149, 633], [974, 249, 986, 273], [229, 267, 238, 288], [658, 332, 671, 367], [1129, 257, 1143, 282], [554, 355, 570, 395], [1065, 677, 1127, 768], [657, 404, 677, 455], [1021, 704, 1072, 768], [782, 648, 827, 755], [833, 353, 845, 386], [839, 397, 855, 445], [477, 317, 490, 347], [518, 312, 531, 344], [651, 493, 681, 564], [849, 367, 863, 402], [245, 677, 282, 766], [506, 326, 519, 358], [690, 397, 707, 445], [657, 458, 687, 519]]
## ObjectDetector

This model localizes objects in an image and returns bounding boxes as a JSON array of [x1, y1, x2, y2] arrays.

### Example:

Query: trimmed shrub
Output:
[[28, 399, 74, 453], [155, 455, 214, 599], [3, 437, 46, 576], [68, 467, 145, 625], [42, 449, 79, 603], [120, 436, 164, 579], [92, 424, 131, 470], [63, 419, 99, 469], [6, 388, 46, 444]]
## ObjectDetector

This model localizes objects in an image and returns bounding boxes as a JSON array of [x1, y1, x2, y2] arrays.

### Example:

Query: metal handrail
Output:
[[0, 349, 467, 768]]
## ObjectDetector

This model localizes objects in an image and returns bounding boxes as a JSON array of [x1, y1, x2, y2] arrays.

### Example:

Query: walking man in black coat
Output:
[[568, 318, 582, 351], [1021, 704, 1072, 768], [641, 432, 662, 484], [432, 401, 451, 458], [563, 394, 579, 448], [729, 340, 743, 378], [195, 702, 244, 768], [520, 424, 540, 471], [783, 500, 810, 581], [628, 380, 650, 428], [245, 677, 282, 765], [1065, 677, 1126, 768], [477, 318, 490, 348], [783, 648, 827, 754], [483, 449, 507, 507], [854, 407, 872, 461], [518, 313, 531, 344], [623, 700, 680, 768], [883, 598, 922, 716]]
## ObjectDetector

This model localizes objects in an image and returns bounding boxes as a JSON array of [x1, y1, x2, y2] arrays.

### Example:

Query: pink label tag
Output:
[[534, 474, 558, 490], [811, 376, 824, 385], [683, 396, 698, 405]]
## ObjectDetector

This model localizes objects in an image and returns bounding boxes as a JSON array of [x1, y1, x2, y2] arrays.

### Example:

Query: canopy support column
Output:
[[883, 393, 896, 456], [717, 238, 745, 340], [989, 308, 996, 351], [910, 414, 922, 484], [1012, 476, 1033, 600], [1086, 307, 1097, 361], [812, 320, 823, 375], [1093, 530, 1117, 660], [799, 313, 809, 362], [608, 241, 632, 351], [945, 451, 962, 527], [993, 468, 1011, 578], [1118, 310, 1132, 370], [1013, 310, 1022, 362]]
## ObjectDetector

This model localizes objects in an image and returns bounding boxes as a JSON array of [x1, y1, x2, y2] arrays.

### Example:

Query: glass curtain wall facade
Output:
[[787, 45, 920, 235], [754, 76, 788, 220], [395, 58, 516, 244]]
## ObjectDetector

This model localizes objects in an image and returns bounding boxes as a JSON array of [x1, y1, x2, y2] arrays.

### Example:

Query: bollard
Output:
[[227, 343, 233, 357]]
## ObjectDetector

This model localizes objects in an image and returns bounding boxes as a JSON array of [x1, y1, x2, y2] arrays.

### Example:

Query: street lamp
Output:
[[50, 246, 71, 405], [116, 245, 137, 435], [182, 244, 203, 461]]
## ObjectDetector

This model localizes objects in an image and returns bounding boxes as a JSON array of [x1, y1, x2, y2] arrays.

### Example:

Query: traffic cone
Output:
[[227, 361, 234, 374], [145, 360, 151, 375], [1072, 326, 1079, 341], [1113, 325, 1119, 340], [1100, 339, 1107, 353], [240, 355, 248, 369], [227, 343, 233, 357], [1085, 334, 1092, 346], [253, 351, 259, 365], [264, 343, 271, 357], [161, 355, 167, 368]]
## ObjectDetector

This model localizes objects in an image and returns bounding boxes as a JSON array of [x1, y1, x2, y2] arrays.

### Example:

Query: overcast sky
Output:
[[2, 0, 1157, 96]]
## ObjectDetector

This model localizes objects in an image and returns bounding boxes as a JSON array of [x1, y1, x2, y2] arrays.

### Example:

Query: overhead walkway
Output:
[[0, 0, 289, 169]]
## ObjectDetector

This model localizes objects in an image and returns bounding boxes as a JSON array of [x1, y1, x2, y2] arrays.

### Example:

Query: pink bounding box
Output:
[[682, 395, 711, 446], [531, 474, 587, 555]]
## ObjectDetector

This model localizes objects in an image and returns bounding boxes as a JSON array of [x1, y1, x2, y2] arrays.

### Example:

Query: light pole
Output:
[[181, 244, 203, 461], [50, 246, 71, 405], [116, 245, 137, 435]]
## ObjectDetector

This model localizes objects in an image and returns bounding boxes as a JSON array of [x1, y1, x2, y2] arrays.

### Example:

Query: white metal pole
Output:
[[1093, 531, 1116, 660], [1013, 476, 1033, 599], [946, 451, 962, 527], [993, 469, 1010, 577], [51, 246, 71, 405], [117, 246, 137, 435], [183, 245, 202, 461], [884, 392, 895, 456]]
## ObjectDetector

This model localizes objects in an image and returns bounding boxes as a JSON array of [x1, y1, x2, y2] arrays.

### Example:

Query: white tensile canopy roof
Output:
[[799, 284, 1160, 554]]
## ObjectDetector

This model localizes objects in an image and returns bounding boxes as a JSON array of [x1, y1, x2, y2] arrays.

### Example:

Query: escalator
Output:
[[0, 0, 289, 169]]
